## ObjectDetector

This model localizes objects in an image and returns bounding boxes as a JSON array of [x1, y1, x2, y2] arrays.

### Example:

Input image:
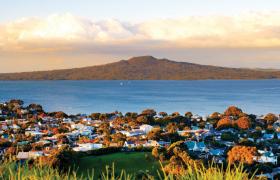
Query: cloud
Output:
[[1, 12, 280, 72], [1, 11, 280, 53]]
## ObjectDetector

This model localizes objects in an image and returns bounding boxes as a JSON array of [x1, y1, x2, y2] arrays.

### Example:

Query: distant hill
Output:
[[1, 56, 280, 80]]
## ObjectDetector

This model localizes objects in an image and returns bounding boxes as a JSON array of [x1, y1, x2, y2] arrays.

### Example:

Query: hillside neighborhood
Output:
[[1, 99, 280, 179]]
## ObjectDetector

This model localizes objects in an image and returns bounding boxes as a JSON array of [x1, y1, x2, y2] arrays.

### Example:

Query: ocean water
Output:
[[0, 80, 279, 116]]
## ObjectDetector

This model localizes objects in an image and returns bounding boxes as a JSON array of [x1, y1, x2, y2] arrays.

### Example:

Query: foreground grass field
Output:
[[77, 152, 160, 176], [0, 158, 253, 180]]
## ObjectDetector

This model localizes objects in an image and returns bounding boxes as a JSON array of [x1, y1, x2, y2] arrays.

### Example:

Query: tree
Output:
[[0, 139, 12, 148], [227, 146, 257, 164], [171, 112, 180, 117], [221, 132, 238, 142], [27, 104, 44, 112], [164, 142, 198, 175], [185, 112, 193, 119], [32, 142, 45, 151], [224, 106, 243, 117], [57, 135, 69, 144], [264, 113, 278, 125], [216, 117, 232, 129], [9, 99, 24, 106], [90, 113, 101, 120], [49, 111, 68, 119], [166, 123, 178, 133], [44, 145, 78, 171], [209, 112, 221, 120], [152, 147, 159, 159], [136, 115, 148, 124], [159, 112, 168, 117], [125, 112, 138, 118], [236, 116, 251, 129], [147, 127, 162, 140], [111, 132, 126, 146], [141, 109, 156, 117]]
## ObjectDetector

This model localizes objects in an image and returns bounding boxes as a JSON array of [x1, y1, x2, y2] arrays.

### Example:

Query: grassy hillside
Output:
[[77, 152, 160, 177], [1, 56, 280, 80]]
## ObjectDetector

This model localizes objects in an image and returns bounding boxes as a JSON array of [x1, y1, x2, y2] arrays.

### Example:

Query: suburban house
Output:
[[254, 150, 278, 165], [209, 148, 225, 156], [124, 140, 147, 148], [25, 131, 45, 138], [263, 133, 274, 140], [16, 151, 45, 160], [139, 124, 153, 134], [73, 143, 103, 152], [120, 129, 145, 137], [273, 120, 280, 132], [185, 141, 206, 152]]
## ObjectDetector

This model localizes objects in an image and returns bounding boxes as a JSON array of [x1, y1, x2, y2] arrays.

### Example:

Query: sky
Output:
[[1, 0, 280, 72]]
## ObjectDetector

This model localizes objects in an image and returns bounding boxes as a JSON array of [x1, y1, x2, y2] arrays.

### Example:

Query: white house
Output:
[[139, 124, 153, 134], [16, 151, 44, 160], [124, 141, 137, 148], [121, 130, 145, 137], [73, 143, 103, 152], [71, 123, 85, 130], [146, 140, 160, 147]]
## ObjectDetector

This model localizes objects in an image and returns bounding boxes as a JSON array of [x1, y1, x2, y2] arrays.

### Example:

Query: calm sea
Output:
[[0, 80, 279, 116]]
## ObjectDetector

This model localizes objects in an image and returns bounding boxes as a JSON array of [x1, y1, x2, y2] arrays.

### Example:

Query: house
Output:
[[124, 140, 147, 148], [10, 124, 20, 131], [212, 156, 225, 164], [0, 148, 6, 160], [121, 130, 145, 137], [277, 133, 280, 139], [25, 131, 45, 138], [185, 141, 206, 152], [209, 149, 225, 156], [158, 141, 171, 147], [263, 133, 274, 140], [139, 124, 153, 134], [1, 133, 9, 139], [0, 124, 8, 131], [16, 151, 44, 160], [273, 120, 280, 132], [71, 123, 85, 130], [205, 123, 213, 130], [255, 174, 273, 180], [63, 118, 73, 123], [16, 152, 29, 160], [254, 150, 278, 165], [224, 141, 235, 147], [124, 141, 138, 148], [109, 143, 119, 147], [92, 120, 103, 127], [146, 140, 160, 147], [192, 115, 202, 121], [144, 140, 170, 147], [73, 143, 103, 152]]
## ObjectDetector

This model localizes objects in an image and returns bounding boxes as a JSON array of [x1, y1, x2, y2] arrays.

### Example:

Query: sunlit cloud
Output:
[[1, 11, 280, 53], [1, 12, 280, 72]]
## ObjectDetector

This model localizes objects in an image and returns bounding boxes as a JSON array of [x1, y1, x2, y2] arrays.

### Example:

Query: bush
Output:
[[221, 132, 238, 142]]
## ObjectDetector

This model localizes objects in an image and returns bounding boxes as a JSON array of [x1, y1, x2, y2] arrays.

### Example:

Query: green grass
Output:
[[77, 152, 160, 177], [0, 160, 254, 180]]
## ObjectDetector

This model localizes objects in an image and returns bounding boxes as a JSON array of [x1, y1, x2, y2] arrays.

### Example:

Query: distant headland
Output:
[[1, 56, 280, 80]]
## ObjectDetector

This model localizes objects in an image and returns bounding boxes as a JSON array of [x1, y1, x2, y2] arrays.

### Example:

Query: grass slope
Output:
[[77, 152, 160, 176]]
